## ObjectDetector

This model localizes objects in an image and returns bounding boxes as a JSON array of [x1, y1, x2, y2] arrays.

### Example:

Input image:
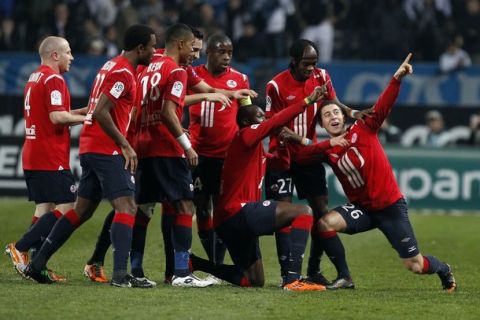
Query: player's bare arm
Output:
[[184, 92, 231, 106], [49, 110, 86, 126], [161, 99, 198, 167], [93, 93, 137, 173], [71, 106, 89, 115]]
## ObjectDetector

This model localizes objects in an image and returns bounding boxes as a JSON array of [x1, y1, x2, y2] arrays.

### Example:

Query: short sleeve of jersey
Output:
[[165, 68, 188, 106], [44, 75, 68, 113], [265, 81, 283, 117], [186, 66, 202, 88], [101, 70, 133, 102]]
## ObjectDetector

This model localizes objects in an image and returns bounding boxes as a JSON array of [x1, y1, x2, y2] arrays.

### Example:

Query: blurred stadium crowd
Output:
[[0, 0, 479, 64]]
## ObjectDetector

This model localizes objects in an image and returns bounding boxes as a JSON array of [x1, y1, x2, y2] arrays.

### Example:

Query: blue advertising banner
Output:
[[0, 53, 479, 106]]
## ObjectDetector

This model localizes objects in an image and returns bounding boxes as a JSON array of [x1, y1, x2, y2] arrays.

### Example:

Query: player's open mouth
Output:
[[330, 120, 340, 128]]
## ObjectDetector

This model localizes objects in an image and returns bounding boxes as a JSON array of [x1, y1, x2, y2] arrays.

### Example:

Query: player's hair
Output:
[[165, 23, 194, 45], [319, 100, 346, 117], [288, 39, 319, 70], [236, 104, 257, 127], [123, 24, 155, 51], [191, 27, 204, 40], [207, 33, 232, 50]]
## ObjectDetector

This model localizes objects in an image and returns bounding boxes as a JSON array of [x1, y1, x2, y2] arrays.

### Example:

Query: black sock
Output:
[[16, 210, 63, 252], [110, 213, 134, 281], [422, 255, 449, 275], [130, 209, 151, 278], [285, 214, 312, 283], [87, 210, 114, 265], [213, 232, 226, 265], [172, 213, 192, 277], [161, 203, 175, 279], [307, 229, 324, 276], [190, 254, 247, 286], [320, 230, 350, 278], [198, 227, 215, 262], [275, 227, 291, 278], [31, 209, 80, 271]]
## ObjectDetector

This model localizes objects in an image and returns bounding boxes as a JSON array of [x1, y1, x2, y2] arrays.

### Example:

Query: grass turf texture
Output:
[[0, 198, 478, 320]]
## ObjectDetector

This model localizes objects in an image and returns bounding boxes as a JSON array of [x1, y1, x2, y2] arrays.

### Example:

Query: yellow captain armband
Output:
[[239, 96, 252, 106]]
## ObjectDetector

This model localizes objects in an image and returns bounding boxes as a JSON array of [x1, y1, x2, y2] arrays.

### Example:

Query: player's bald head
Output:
[[38, 36, 69, 59], [207, 33, 231, 50]]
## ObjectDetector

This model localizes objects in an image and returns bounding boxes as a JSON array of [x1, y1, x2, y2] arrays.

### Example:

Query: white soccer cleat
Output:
[[204, 274, 223, 285], [171, 274, 214, 288]]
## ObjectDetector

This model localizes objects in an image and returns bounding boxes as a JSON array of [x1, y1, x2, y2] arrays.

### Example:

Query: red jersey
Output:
[[214, 100, 312, 227], [135, 55, 188, 158], [189, 65, 250, 158], [293, 78, 403, 211], [80, 56, 136, 155], [22, 65, 71, 170], [266, 68, 336, 156]]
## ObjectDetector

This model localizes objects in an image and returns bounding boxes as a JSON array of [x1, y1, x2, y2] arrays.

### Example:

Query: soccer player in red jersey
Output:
[[189, 86, 345, 291], [188, 33, 252, 269], [133, 23, 212, 287], [264, 39, 366, 286], [279, 54, 456, 292], [22, 25, 156, 287], [5, 36, 86, 281]]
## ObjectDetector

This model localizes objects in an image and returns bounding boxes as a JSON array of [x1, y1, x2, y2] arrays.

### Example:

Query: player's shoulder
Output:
[[40, 66, 65, 86], [312, 68, 331, 82], [268, 70, 291, 91], [228, 67, 248, 82], [109, 56, 135, 79]]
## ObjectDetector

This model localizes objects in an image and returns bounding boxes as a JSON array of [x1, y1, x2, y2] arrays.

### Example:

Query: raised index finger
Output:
[[403, 53, 412, 64]]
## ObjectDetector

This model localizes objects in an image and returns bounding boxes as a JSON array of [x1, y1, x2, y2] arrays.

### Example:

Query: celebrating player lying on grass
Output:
[[276, 53, 457, 292]]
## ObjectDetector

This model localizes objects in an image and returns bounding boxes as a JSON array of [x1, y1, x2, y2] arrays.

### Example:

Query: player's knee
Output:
[[300, 204, 313, 216], [138, 203, 155, 218], [404, 259, 423, 274], [317, 212, 337, 232]]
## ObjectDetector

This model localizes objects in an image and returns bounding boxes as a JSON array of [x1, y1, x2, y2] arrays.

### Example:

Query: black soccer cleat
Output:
[[111, 274, 156, 288], [326, 277, 355, 290], [24, 264, 55, 284], [305, 272, 332, 286], [438, 264, 457, 293]]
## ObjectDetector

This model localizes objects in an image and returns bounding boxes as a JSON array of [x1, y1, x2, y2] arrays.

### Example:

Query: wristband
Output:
[[351, 110, 359, 118], [304, 97, 313, 105], [176, 133, 192, 150], [301, 137, 312, 146], [239, 96, 252, 106]]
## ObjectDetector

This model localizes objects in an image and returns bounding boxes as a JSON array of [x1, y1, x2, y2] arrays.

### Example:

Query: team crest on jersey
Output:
[[351, 133, 358, 143], [263, 200, 271, 207], [110, 82, 125, 99], [226, 79, 237, 88], [70, 185, 77, 193], [171, 81, 184, 97], [50, 90, 62, 105]]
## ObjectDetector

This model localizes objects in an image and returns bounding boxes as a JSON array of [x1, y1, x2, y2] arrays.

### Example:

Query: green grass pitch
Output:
[[0, 198, 478, 320]]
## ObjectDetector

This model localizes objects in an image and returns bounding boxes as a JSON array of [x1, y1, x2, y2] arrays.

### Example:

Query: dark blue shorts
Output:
[[78, 153, 135, 202], [192, 156, 223, 196], [215, 200, 277, 271], [290, 162, 328, 199], [135, 157, 193, 204], [24, 170, 76, 204], [265, 171, 294, 200], [333, 198, 419, 258]]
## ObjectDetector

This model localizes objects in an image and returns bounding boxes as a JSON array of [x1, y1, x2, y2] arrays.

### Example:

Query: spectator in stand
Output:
[[466, 112, 480, 145], [458, 0, 480, 63], [424, 110, 448, 147], [439, 35, 472, 73], [234, 21, 267, 62], [379, 118, 402, 145], [0, 17, 19, 51]]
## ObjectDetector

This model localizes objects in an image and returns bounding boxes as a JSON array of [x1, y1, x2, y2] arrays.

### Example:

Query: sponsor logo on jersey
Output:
[[226, 79, 237, 88], [286, 95, 296, 100], [110, 82, 125, 99], [25, 125, 36, 139], [250, 124, 259, 129], [50, 90, 62, 105], [171, 81, 184, 97]]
